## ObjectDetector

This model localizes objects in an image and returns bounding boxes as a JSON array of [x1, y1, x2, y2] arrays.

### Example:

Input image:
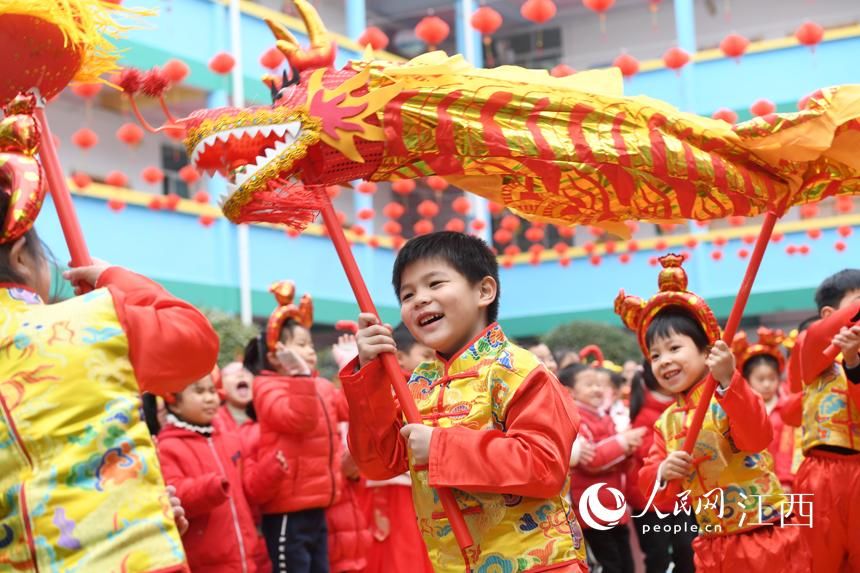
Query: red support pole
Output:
[[679, 211, 779, 456], [33, 101, 92, 268], [317, 195, 475, 560]]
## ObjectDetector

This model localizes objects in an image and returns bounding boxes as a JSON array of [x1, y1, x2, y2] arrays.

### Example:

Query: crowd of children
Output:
[[5, 151, 860, 572]]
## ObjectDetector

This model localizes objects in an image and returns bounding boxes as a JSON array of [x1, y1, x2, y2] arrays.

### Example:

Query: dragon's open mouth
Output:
[[190, 121, 303, 202]]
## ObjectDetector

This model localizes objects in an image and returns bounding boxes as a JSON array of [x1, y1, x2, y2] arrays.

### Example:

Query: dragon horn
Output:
[[266, 19, 301, 58], [292, 0, 331, 51]]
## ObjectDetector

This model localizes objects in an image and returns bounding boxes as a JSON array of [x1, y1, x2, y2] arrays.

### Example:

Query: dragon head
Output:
[[178, 0, 395, 225]]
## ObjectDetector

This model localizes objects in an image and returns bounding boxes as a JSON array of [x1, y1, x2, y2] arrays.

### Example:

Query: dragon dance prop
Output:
[[0, 0, 137, 268], [117, 0, 860, 558]]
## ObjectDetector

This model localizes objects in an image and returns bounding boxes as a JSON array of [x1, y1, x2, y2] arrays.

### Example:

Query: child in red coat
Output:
[[154, 374, 287, 573], [559, 363, 645, 573], [246, 281, 349, 573]]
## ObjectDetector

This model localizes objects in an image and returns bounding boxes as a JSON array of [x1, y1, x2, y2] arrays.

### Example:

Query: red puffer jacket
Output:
[[254, 372, 348, 514], [157, 423, 281, 573], [625, 388, 674, 512]]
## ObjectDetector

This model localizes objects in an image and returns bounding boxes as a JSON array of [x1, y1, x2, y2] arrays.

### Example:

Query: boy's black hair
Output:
[[605, 369, 625, 390], [243, 334, 272, 376], [392, 322, 418, 353], [0, 191, 48, 285], [645, 307, 711, 353], [557, 363, 589, 389], [392, 231, 500, 324], [797, 315, 818, 333], [814, 269, 860, 311], [629, 360, 659, 421], [141, 392, 161, 436], [741, 354, 780, 380]]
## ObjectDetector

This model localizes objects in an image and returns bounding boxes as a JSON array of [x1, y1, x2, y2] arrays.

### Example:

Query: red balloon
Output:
[[720, 33, 750, 61], [445, 218, 466, 233], [72, 172, 92, 189], [550, 64, 576, 77], [391, 179, 415, 195], [72, 128, 98, 150], [209, 52, 235, 75], [426, 175, 448, 192], [663, 47, 690, 72], [414, 219, 434, 235], [415, 16, 450, 47], [358, 27, 390, 51], [259, 47, 285, 71], [582, 0, 615, 14], [142, 166, 165, 185], [116, 122, 144, 146], [179, 165, 201, 185], [71, 83, 102, 99], [521, 0, 557, 24], [193, 191, 210, 204], [470, 6, 503, 36], [357, 181, 377, 194], [750, 99, 776, 117], [712, 108, 738, 125], [382, 202, 405, 219], [452, 196, 471, 215], [105, 171, 129, 188], [357, 208, 375, 221], [417, 200, 440, 219], [162, 59, 190, 84], [795, 21, 824, 51], [613, 53, 639, 78]]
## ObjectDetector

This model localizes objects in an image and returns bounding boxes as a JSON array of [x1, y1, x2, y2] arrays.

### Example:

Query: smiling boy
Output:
[[339, 232, 587, 573]]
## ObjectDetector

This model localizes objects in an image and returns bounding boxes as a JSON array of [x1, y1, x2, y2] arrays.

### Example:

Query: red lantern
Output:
[[326, 185, 341, 199], [209, 52, 235, 75], [711, 250, 723, 261], [105, 171, 129, 188], [799, 204, 818, 218], [582, 0, 615, 31], [357, 181, 377, 195], [685, 237, 698, 249], [415, 16, 450, 48], [807, 228, 822, 240], [148, 196, 163, 211], [626, 240, 638, 252], [285, 228, 300, 238], [799, 244, 811, 255], [713, 236, 727, 247], [358, 27, 390, 51], [494, 229, 513, 245], [838, 226, 853, 238], [654, 239, 668, 251], [259, 47, 285, 71], [382, 202, 405, 219], [417, 200, 440, 219], [72, 172, 92, 189], [836, 196, 854, 214], [582, 241, 595, 254], [164, 193, 181, 211], [728, 216, 746, 226], [193, 191, 210, 204], [502, 256, 515, 269], [835, 241, 847, 252], [613, 53, 639, 78], [71, 83, 102, 99], [488, 202, 505, 216], [738, 248, 749, 259], [619, 253, 631, 264], [553, 241, 568, 255], [351, 225, 366, 237], [107, 198, 126, 213], [142, 166, 164, 185], [471, 6, 503, 36], [414, 219, 434, 235], [162, 59, 190, 84], [199, 215, 216, 228], [452, 196, 471, 215], [786, 245, 797, 255], [558, 226, 575, 239], [445, 218, 466, 233], [391, 179, 415, 195], [368, 236, 380, 248], [742, 234, 756, 245], [559, 256, 571, 268], [524, 226, 545, 242], [712, 108, 738, 125], [426, 175, 448, 192], [521, 0, 557, 24], [500, 215, 520, 232], [335, 210, 348, 226], [605, 240, 617, 254], [590, 255, 602, 266], [625, 221, 639, 234], [357, 208, 375, 221], [649, 256, 658, 266], [163, 125, 185, 142], [72, 128, 98, 150], [663, 47, 690, 74], [383, 221, 402, 236], [750, 99, 776, 117], [504, 245, 521, 256], [117, 122, 144, 147], [720, 33, 749, 61], [471, 219, 487, 232], [550, 64, 576, 77], [179, 165, 201, 185], [795, 21, 824, 52], [771, 232, 784, 243]]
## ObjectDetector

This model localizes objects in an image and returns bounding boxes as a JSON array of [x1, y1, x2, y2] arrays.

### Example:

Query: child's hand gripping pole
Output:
[[31, 92, 94, 283], [317, 194, 476, 557], [667, 211, 779, 496], [819, 308, 860, 366]]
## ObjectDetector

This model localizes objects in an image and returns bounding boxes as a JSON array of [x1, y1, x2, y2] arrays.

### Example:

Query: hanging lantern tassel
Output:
[[649, 0, 661, 29]]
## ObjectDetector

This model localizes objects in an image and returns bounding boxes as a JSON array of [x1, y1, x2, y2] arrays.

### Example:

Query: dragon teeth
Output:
[[272, 125, 288, 138], [284, 121, 300, 137]]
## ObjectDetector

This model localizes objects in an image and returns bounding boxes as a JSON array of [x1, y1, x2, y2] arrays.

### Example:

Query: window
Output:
[[160, 144, 190, 198]]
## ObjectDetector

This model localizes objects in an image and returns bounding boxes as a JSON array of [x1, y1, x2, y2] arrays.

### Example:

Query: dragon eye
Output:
[[270, 65, 301, 104]]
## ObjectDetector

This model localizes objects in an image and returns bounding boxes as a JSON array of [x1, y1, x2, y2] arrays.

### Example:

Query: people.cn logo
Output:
[[577, 483, 628, 531]]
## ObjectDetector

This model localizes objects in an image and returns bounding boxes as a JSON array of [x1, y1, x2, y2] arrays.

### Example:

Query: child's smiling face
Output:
[[648, 330, 709, 394]]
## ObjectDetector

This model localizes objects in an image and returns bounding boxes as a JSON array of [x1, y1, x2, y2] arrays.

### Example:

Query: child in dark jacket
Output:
[[246, 281, 348, 573], [154, 374, 287, 573]]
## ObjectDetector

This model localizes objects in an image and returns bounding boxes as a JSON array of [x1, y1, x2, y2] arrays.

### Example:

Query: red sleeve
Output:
[[427, 367, 579, 498], [716, 371, 773, 452], [581, 433, 628, 473], [253, 374, 320, 434], [779, 392, 803, 427], [98, 267, 219, 394], [157, 441, 228, 519], [334, 387, 350, 423], [340, 357, 409, 480], [638, 426, 674, 506], [801, 302, 860, 384], [243, 450, 287, 506]]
